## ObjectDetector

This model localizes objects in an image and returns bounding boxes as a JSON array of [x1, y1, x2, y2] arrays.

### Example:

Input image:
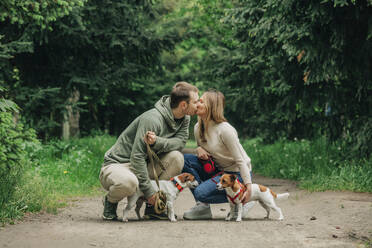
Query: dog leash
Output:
[[146, 142, 167, 215]]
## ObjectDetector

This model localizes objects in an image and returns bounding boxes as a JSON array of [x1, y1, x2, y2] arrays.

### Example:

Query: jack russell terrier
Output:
[[217, 173, 289, 222], [122, 172, 199, 222]]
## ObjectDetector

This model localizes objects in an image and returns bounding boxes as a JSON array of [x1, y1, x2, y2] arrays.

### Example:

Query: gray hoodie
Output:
[[103, 96, 190, 198]]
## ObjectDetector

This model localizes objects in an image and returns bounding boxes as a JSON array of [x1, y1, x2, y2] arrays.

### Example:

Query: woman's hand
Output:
[[196, 146, 210, 160], [241, 183, 252, 204]]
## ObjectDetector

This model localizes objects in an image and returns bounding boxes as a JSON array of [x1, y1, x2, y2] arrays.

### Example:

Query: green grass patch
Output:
[[0, 134, 116, 223], [243, 137, 372, 192]]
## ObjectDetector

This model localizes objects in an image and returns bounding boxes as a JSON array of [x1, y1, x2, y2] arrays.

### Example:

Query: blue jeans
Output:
[[182, 154, 249, 204]]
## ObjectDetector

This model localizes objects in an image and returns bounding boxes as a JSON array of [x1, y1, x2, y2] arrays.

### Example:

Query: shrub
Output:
[[0, 111, 38, 212]]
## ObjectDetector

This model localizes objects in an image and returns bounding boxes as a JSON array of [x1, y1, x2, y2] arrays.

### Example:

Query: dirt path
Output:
[[0, 175, 371, 248]]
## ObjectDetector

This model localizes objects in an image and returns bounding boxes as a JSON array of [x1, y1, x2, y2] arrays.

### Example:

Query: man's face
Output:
[[184, 91, 200, 116]]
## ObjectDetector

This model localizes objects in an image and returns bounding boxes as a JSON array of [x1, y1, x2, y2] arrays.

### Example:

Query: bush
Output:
[[0, 111, 38, 214]]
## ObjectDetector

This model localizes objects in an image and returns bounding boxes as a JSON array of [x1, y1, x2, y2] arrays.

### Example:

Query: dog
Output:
[[122, 172, 199, 222], [217, 173, 289, 222]]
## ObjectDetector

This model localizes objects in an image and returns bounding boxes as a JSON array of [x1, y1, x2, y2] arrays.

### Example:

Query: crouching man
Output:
[[99, 82, 200, 220]]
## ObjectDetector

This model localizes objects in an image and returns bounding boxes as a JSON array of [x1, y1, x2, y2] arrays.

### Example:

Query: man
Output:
[[99, 82, 200, 220]]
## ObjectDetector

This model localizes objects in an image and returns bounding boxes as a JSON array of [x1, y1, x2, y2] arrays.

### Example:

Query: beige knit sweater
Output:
[[194, 121, 252, 184]]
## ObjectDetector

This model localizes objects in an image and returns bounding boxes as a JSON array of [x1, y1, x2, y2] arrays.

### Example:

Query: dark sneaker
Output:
[[143, 204, 169, 220], [102, 196, 118, 220]]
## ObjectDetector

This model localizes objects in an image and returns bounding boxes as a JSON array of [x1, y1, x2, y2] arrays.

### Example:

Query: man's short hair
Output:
[[170, 82, 198, 109]]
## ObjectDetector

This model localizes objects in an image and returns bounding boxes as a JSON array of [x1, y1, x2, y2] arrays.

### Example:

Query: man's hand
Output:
[[196, 146, 210, 160], [144, 131, 157, 145], [147, 194, 156, 206], [242, 183, 252, 204]]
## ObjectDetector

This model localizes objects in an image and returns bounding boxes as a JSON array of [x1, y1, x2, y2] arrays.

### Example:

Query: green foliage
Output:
[[0, 111, 38, 214], [26, 134, 115, 191], [5, 0, 178, 138], [244, 137, 372, 192], [0, 0, 85, 28], [190, 0, 372, 159], [0, 95, 18, 113], [1, 0, 371, 161], [155, 0, 235, 90], [0, 0, 87, 142], [301, 161, 372, 192], [1, 134, 115, 223]]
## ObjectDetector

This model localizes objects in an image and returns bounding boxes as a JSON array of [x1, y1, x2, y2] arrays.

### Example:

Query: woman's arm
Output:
[[220, 125, 253, 203], [220, 124, 252, 184], [193, 122, 210, 160]]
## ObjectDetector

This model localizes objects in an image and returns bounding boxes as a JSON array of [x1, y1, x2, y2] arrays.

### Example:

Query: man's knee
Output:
[[107, 172, 139, 202], [165, 150, 184, 172], [113, 181, 137, 196]]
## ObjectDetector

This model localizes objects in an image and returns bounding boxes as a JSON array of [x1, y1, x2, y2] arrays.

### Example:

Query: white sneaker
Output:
[[183, 202, 212, 220]]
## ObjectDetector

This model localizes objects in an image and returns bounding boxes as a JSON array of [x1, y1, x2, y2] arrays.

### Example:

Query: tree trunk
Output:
[[62, 89, 80, 140], [12, 111, 19, 125]]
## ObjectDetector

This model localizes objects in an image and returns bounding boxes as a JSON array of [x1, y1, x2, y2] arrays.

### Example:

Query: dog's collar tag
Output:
[[170, 178, 184, 192]]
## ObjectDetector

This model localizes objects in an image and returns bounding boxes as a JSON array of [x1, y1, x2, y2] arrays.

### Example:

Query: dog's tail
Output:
[[275, 192, 290, 200]]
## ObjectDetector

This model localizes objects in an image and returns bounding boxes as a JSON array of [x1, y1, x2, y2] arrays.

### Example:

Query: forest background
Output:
[[0, 0, 371, 222]]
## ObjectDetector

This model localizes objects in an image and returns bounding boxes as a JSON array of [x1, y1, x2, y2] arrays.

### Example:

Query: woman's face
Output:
[[196, 94, 207, 117]]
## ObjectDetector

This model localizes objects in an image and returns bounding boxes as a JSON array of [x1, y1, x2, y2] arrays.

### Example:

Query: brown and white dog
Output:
[[122, 173, 198, 222], [217, 174, 289, 222]]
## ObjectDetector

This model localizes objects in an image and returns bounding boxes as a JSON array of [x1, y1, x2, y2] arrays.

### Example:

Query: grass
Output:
[[0, 134, 116, 223], [243, 137, 372, 192], [1, 134, 371, 224]]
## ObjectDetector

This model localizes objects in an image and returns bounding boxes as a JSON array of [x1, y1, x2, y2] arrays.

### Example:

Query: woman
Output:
[[182, 89, 254, 220]]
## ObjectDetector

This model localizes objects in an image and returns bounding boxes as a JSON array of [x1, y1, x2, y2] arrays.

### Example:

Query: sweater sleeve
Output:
[[152, 115, 190, 153], [220, 124, 252, 184], [129, 117, 157, 198], [194, 122, 201, 146]]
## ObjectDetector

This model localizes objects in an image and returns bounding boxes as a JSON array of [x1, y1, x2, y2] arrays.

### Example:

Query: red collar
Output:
[[227, 181, 245, 205], [170, 178, 184, 192]]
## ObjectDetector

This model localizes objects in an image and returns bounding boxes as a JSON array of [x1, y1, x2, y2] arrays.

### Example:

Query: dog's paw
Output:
[[170, 218, 177, 222], [278, 217, 284, 221], [225, 212, 232, 221], [236, 218, 242, 222], [122, 218, 129, 222]]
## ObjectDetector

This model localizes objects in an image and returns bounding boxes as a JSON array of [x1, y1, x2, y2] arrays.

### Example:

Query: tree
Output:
[[196, 0, 371, 157], [4, 0, 178, 138]]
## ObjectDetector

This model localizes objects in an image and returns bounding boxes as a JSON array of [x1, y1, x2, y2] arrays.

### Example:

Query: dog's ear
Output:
[[229, 174, 237, 182], [188, 174, 195, 181], [184, 173, 194, 182]]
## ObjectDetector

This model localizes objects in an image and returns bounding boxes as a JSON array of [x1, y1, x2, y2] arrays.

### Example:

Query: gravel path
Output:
[[0, 175, 371, 248]]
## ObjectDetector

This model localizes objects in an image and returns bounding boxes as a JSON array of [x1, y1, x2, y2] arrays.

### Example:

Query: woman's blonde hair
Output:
[[198, 89, 227, 142]]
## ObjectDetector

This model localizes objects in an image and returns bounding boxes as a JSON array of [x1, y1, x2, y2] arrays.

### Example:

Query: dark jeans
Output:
[[182, 154, 248, 204]]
